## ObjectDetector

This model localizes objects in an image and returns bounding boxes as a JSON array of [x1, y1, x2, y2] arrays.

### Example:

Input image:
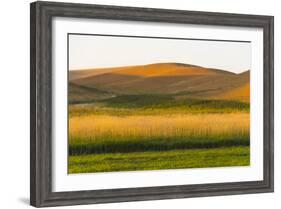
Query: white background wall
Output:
[[0, 0, 279, 208]]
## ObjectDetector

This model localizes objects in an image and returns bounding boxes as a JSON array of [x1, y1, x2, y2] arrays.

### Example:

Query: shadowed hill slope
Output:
[[69, 82, 115, 103]]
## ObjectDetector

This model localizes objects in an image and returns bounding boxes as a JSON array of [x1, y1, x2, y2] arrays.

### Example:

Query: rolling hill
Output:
[[69, 63, 250, 103], [213, 83, 250, 103], [69, 82, 116, 103]]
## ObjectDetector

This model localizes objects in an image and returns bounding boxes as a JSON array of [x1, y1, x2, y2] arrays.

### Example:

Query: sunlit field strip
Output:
[[69, 103, 250, 117], [69, 113, 249, 155]]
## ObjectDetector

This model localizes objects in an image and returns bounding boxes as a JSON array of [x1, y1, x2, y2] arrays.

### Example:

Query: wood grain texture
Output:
[[30, 1, 274, 207]]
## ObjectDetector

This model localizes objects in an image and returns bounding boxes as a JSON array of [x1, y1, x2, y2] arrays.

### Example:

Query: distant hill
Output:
[[69, 63, 250, 103], [69, 68, 118, 81], [213, 82, 250, 103], [69, 82, 115, 103]]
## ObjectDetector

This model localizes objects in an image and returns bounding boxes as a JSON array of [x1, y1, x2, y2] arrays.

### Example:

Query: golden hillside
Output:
[[69, 63, 250, 103], [214, 83, 250, 103]]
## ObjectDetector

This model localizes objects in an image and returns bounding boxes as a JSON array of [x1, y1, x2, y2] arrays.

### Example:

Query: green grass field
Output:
[[69, 146, 250, 173]]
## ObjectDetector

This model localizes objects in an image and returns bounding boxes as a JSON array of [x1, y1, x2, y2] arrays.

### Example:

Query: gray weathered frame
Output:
[[30, 1, 274, 207]]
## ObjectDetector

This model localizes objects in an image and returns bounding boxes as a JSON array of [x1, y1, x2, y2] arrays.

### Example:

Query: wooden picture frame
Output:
[[30, 1, 274, 207]]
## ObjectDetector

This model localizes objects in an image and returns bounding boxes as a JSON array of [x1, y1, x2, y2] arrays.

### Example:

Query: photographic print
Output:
[[30, 2, 274, 206], [68, 34, 251, 174]]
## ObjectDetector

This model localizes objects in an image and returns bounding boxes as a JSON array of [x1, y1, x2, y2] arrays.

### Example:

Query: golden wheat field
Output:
[[69, 113, 249, 142]]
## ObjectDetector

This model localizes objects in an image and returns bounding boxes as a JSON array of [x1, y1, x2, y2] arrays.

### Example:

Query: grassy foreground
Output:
[[69, 146, 250, 173]]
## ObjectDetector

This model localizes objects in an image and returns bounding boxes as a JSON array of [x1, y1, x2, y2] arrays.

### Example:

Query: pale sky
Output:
[[69, 34, 251, 74]]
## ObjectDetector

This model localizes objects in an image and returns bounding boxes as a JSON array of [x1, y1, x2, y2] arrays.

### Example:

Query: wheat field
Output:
[[70, 113, 249, 142], [69, 112, 250, 156]]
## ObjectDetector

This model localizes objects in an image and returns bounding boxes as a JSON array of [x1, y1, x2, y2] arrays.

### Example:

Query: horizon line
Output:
[[69, 62, 250, 75]]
